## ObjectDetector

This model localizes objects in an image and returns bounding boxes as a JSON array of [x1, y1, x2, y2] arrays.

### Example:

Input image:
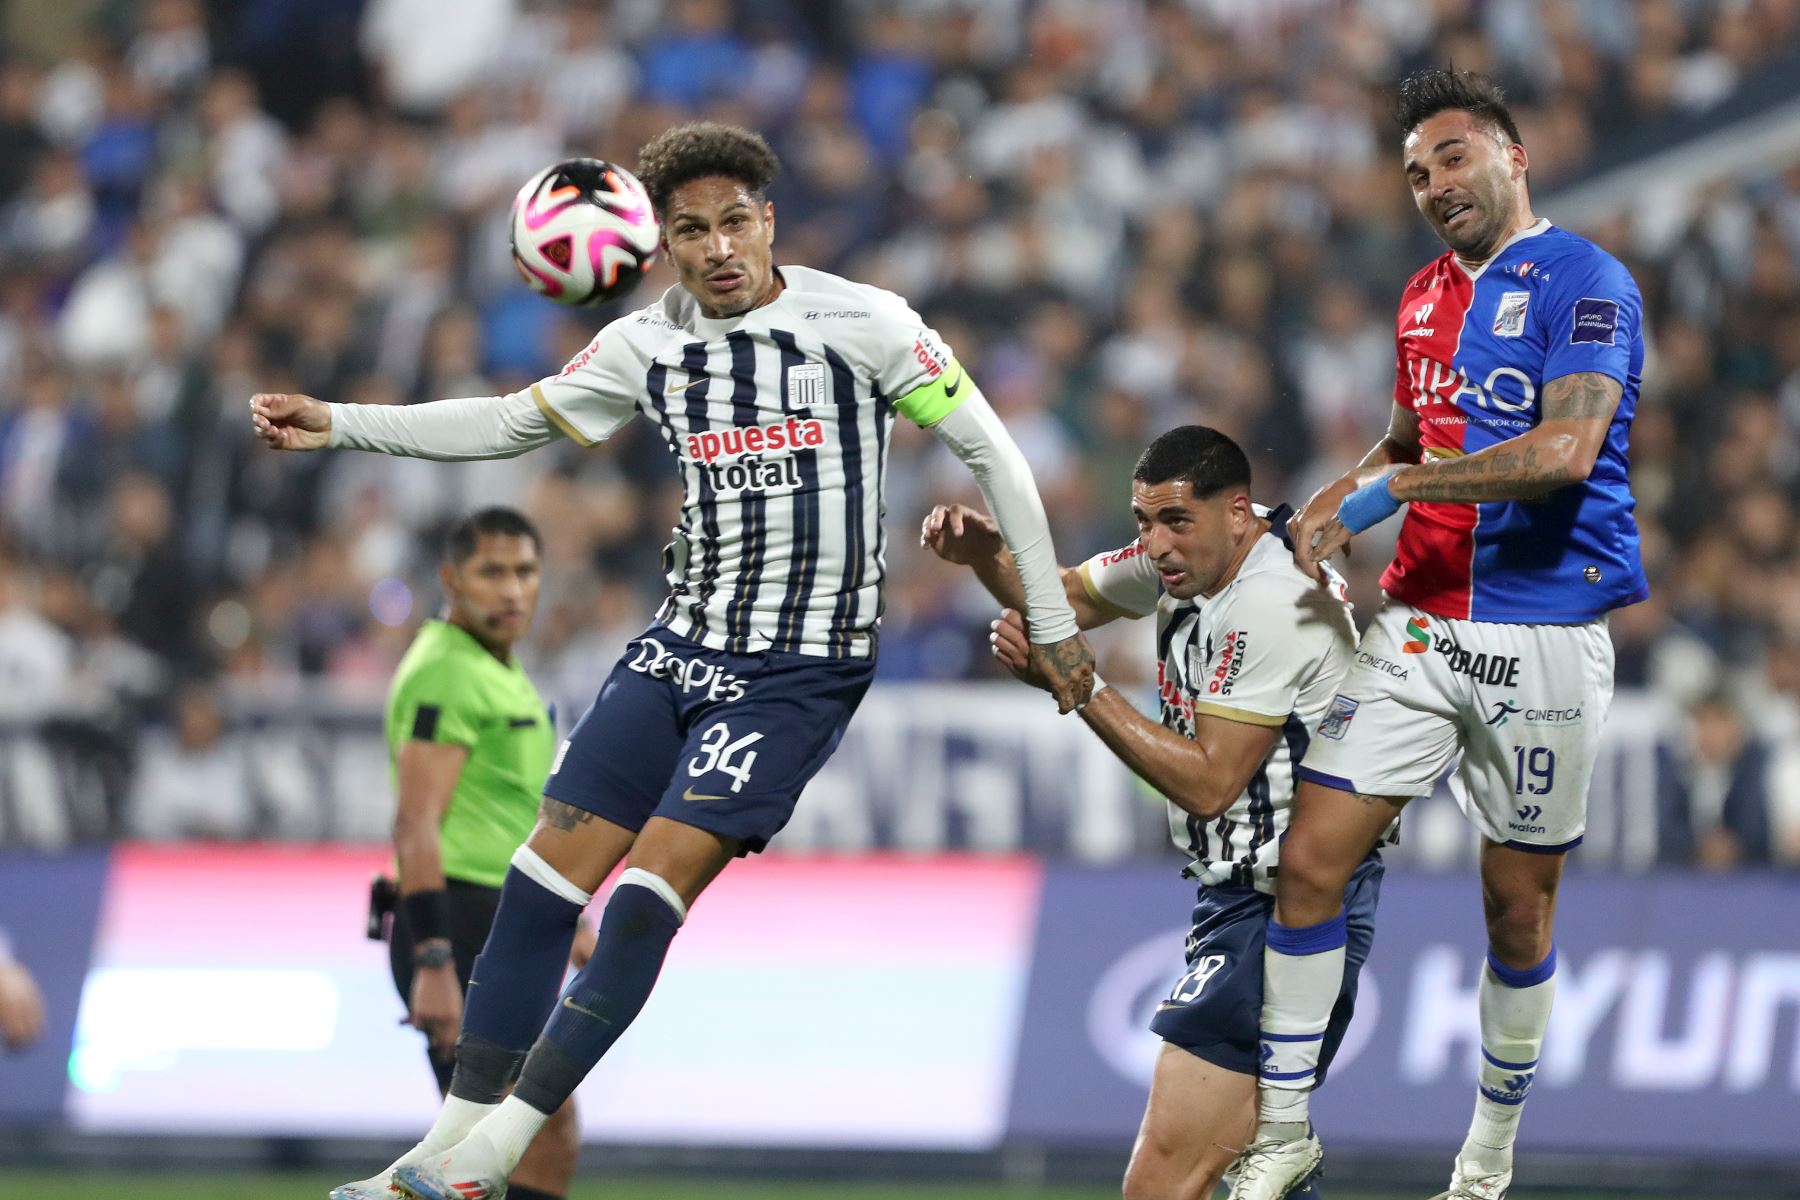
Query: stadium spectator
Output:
[[1656, 692, 1778, 869]]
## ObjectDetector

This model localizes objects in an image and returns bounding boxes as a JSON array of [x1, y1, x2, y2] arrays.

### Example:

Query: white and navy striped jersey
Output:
[[531, 266, 963, 659], [1079, 508, 1364, 893]]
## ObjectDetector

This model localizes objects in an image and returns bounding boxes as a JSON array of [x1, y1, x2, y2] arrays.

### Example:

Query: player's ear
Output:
[[1230, 489, 1253, 529], [762, 200, 775, 244], [1509, 141, 1529, 181], [438, 561, 456, 601]]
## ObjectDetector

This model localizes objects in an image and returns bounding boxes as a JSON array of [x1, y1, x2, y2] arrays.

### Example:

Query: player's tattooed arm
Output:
[[1389, 372, 1621, 504]]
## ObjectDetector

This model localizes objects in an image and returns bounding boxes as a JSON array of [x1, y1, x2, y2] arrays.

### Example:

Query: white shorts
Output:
[[1298, 602, 1615, 853]]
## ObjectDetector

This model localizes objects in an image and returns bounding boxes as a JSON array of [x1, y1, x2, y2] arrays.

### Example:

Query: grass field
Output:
[[0, 1172, 1634, 1200]]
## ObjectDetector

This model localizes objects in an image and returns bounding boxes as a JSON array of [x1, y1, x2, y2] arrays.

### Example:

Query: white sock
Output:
[[419, 1095, 494, 1154], [1258, 912, 1349, 1131], [470, 1094, 551, 1175], [1463, 946, 1557, 1172]]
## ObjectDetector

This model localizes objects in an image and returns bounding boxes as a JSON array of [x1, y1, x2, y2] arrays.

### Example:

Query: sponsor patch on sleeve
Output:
[[1570, 297, 1619, 345]]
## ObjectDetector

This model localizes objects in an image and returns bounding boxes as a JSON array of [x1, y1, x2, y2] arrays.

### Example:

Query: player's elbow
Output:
[[1172, 783, 1233, 822], [1540, 428, 1599, 483]]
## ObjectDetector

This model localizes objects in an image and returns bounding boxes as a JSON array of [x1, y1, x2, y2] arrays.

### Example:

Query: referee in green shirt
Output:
[[379, 508, 589, 1200]]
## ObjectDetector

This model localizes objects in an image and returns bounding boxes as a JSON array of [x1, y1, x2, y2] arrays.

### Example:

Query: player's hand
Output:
[[406, 959, 464, 1055], [1030, 628, 1096, 714], [1290, 472, 1362, 582], [920, 503, 1004, 565], [569, 918, 597, 970], [0, 961, 46, 1051], [990, 609, 1048, 690], [250, 392, 332, 451]]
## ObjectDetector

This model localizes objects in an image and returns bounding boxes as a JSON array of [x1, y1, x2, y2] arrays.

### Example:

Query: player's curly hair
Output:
[[1392, 67, 1523, 147], [1133, 426, 1251, 498], [635, 122, 780, 216]]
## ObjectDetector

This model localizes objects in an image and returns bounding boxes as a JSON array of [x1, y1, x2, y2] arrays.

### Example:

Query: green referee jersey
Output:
[[384, 619, 555, 888]]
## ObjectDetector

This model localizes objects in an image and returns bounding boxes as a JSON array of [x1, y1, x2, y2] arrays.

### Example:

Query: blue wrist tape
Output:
[[1336, 474, 1403, 534]]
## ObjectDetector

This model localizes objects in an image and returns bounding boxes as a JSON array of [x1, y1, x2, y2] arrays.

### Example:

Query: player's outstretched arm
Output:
[[920, 503, 1120, 630], [990, 610, 1277, 817], [927, 391, 1094, 712], [250, 389, 563, 460]]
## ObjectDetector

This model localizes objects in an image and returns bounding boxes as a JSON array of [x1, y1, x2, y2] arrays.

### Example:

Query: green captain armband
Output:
[[895, 358, 970, 427]]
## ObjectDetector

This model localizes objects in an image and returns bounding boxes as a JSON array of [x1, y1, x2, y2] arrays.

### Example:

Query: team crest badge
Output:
[[1318, 695, 1360, 741], [1493, 291, 1530, 338], [786, 362, 826, 409]]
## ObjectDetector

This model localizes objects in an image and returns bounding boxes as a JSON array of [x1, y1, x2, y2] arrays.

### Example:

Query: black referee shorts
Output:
[[387, 877, 503, 1095]]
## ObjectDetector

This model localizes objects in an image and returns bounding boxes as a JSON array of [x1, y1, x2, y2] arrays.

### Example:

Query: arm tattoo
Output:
[[539, 798, 596, 831], [1393, 373, 1620, 504], [1541, 371, 1622, 422]]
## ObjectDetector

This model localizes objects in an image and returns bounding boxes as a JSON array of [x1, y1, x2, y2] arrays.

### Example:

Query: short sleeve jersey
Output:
[[384, 620, 555, 888], [1385, 221, 1648, 623], [524, 265, 967, 660], [1078, 508, 1363, 893]]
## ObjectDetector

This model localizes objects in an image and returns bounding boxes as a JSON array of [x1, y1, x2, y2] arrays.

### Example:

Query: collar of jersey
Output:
[[1451, 217, 1552, 281]]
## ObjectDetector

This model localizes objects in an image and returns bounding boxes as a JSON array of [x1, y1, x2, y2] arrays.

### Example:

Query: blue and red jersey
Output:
[[1382, 220, 1649, 624]]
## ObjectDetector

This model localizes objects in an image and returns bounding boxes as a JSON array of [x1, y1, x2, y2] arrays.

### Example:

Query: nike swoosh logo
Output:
[[681, 786, 730, 802], [665, 375, 707, 396], [943, 370, 962, 398], [561, 995, 613, 1024]]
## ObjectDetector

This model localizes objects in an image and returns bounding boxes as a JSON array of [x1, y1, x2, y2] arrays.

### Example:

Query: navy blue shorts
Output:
[[543, 625, 875, 854], [1149, 853, 1384, 1080]]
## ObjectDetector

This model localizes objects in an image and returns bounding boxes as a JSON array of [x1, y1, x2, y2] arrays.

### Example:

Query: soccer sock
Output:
[[416, 1094, 497, 1154], [1258, 910, 1349, 1131], [507, 1187, 562, 1200], [1463, 945, 1557, 1172], [509, 867, 687, 1125], [449, 848, 592, 1105]]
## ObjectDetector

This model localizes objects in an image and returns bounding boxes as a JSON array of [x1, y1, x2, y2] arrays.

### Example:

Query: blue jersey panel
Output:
[[1452, 226, 1649, 622]]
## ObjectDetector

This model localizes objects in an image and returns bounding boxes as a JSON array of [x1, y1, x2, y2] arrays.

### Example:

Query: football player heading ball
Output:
[[253, 121, 1094, 1200]]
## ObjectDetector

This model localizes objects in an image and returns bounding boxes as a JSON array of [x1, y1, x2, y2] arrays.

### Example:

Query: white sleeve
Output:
[[328, 390, 559, 460], [1189, 577, 1319, 727], [530, 319, 647, 445], [931, 390, 1078, 644], [1077, 540, 1160, 619]]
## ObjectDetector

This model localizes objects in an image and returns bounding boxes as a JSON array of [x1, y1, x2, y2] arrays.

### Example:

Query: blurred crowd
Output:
[[0, 0, 1797, 863]]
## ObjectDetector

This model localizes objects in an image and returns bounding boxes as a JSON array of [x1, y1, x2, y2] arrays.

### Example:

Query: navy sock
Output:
[[449, 865, 584, 1106], [512, 876, 682, 1114], [506, 1187, 562, 1200]]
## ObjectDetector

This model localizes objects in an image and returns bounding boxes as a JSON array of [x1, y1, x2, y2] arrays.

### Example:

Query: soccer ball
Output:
[[509, 158, 659, 306]]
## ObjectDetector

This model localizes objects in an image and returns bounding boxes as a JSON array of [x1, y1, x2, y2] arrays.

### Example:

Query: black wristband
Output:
[[402, 888, 452, 945]]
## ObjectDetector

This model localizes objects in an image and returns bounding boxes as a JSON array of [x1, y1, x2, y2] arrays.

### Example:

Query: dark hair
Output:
[[636, 122, 780, 216], [445, 507, 541, 564], [1392, 67, 1522, 148], [1132, 426, 1251, 498]]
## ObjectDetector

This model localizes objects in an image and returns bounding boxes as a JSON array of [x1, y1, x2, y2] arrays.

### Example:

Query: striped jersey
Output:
[[530, 266, 965, 659], [1386, 220, 1648, 623], [1079, 508, 1363, 893]]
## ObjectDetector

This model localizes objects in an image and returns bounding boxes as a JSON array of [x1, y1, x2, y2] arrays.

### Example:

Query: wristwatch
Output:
[[413, 941, 453, 969]]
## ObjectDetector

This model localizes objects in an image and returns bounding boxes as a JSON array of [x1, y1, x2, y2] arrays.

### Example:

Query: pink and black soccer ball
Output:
[[509, 158, 659, 306]]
